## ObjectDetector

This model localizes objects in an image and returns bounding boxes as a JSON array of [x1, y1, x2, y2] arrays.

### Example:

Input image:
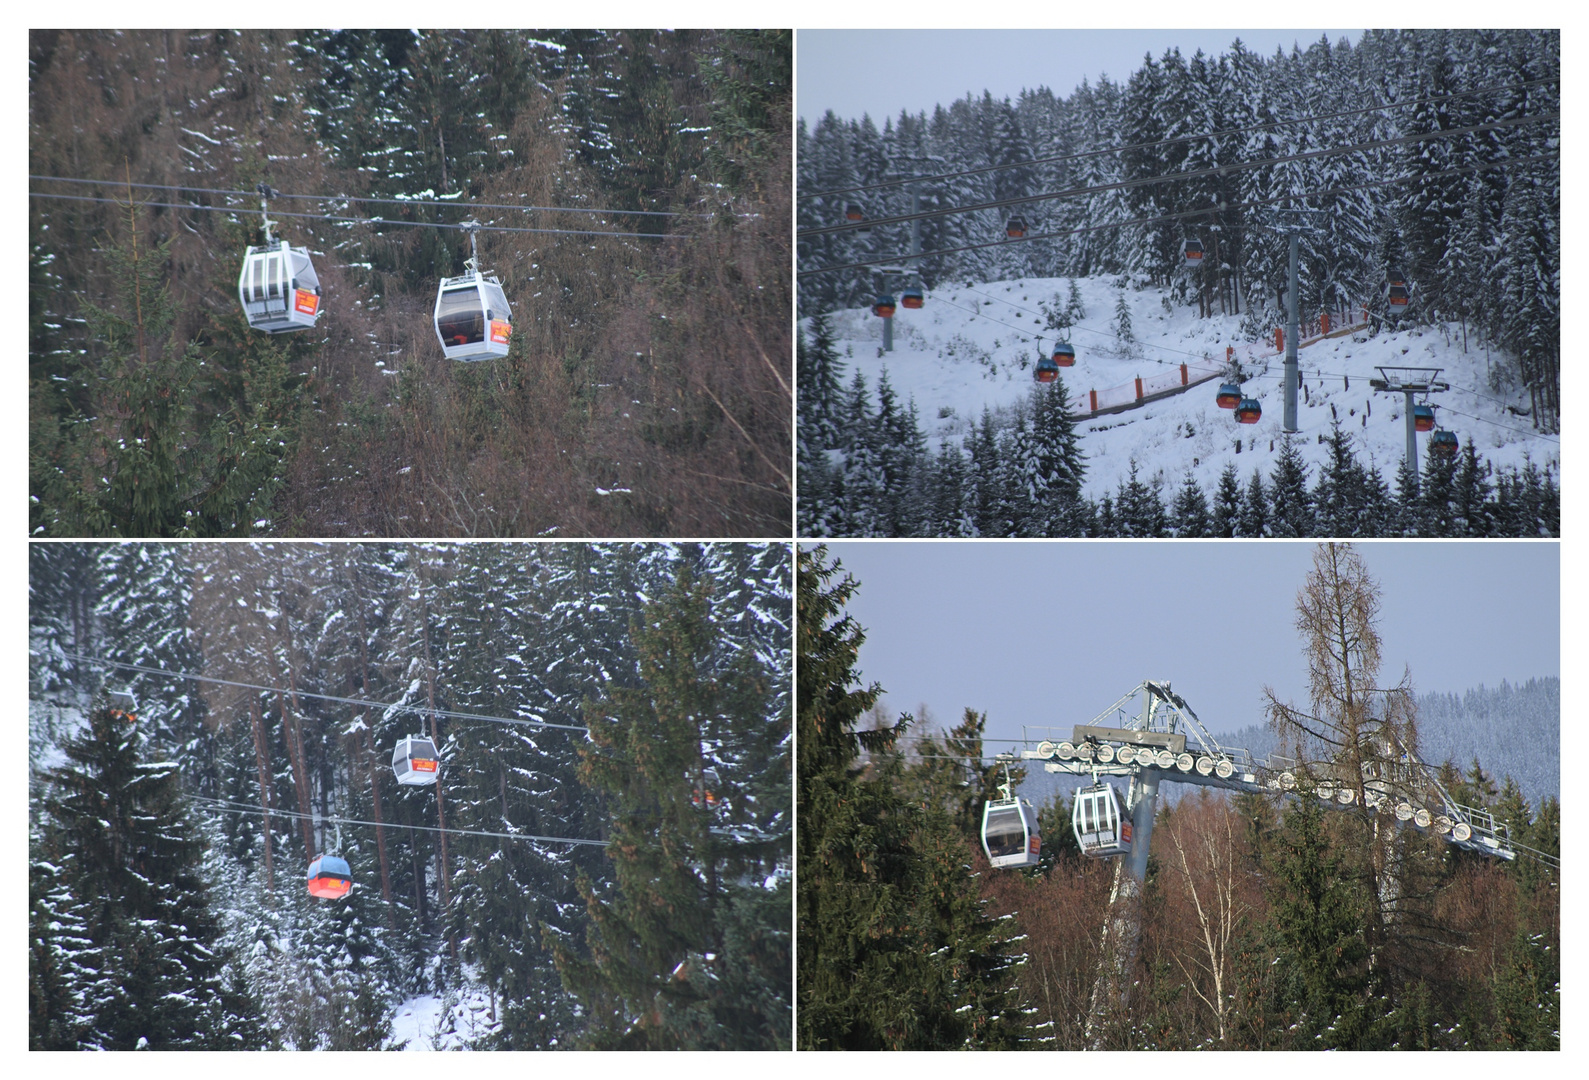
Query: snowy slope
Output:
[[821, 275, 1557, 501]]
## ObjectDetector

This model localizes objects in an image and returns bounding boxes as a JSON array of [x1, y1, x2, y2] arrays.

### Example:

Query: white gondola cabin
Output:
[[307, 854, 352, 899], [392, 735, 440, 786], [1072, 782, 1132, 857], [238, 185, 322, 334], [435, 272, 512, 361], [434, 220, 513, 361], [239, 238, 322, 333], [981, 767, 1041, 869]]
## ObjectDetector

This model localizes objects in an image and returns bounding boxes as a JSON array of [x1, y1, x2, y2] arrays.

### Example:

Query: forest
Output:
[[797, 30, 1559, 433], [797, 545, 1559, 1050], [29, 542, 792, 1049], [29, 30, 791, 538], [798, 314, 1560, 537]]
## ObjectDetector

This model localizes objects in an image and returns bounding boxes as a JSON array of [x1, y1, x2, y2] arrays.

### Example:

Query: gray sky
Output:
[[798, 29, 1362, 127], [816, 542, 1559, 751]]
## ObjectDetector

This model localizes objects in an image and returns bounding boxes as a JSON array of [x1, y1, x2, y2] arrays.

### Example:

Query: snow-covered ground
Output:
[[821, 275, 1557, 500], [389, 985, 499, 1050]]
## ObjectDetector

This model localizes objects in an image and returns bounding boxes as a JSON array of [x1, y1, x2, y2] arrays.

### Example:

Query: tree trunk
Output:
[[249, 695, 274, 894]]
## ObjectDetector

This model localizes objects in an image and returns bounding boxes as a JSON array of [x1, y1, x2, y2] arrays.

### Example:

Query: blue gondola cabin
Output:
[[873, 294, 896, 318], [1413, 404, 1435, 432], [1006, 217, 1027, 239], [1430, 429, 1458, 456], [1053, 342, 1075, 367], [307, 854, 352, 899], [1216, 383, 1242, 409], [901, 288, 924, 309], [1235, 397, 1262, 424], [1035, 356, 1060, 383]]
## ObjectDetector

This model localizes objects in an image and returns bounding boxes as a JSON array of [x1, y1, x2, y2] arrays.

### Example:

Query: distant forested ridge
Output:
[[798, 29, 1558, 430], [30, 30, 791, 537], [30, 542, 791, 1049]]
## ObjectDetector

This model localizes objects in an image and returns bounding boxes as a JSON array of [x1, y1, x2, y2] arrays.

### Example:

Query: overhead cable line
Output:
[[188, 793, 608, 847], [49, 651, 591, 733], [28, 191, 673, 241], [800, 75, 1559, 201], [798, 113, 1557, 241], [29, 173, 698, 218], [799, 150, 1557, 277]]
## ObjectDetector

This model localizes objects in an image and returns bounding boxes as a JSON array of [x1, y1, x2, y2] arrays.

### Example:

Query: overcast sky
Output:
[[813, 542, 1559, 753], [798, 29, 1362, 127]]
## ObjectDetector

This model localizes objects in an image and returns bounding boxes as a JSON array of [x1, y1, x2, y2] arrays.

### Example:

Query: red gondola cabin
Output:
[[872, 294, 896, 318], [1216, 383, 1242, 409], [1053, 342, 1075, 367], [1235, 397, 1262, 424], [307, 854, 352, 899]]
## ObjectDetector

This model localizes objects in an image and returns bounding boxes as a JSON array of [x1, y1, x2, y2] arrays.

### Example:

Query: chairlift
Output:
[[1052, 341, 1075, 367], [1429, 429, 1459, 456], [1412, 403, 1435, 432], [1035, 355, 1060, 383], [434, 221, 512, 361], [1005, 216, 1027, 239], [307, 854, 352, 899], [1072, 781, 1132, 857], [1235, 397, 1262, 424], [1181, 238, 1205, 268], [980, 765, 1041, 869], [901, 287, 924, 310], [392, 735, 440, 786], [238, 184, 322, 333], [872, 293, 896, 318], [1216, 382, 1243, 409]]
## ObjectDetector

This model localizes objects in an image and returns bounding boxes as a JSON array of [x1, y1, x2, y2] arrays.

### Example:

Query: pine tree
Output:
[[35, 703, 266, 1049]]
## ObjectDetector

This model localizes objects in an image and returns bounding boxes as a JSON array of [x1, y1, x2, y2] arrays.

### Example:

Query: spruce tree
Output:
[[1267, 434, 1314, 536], [35, 703, 266, 1049], [1210, 463, 1242, 537], [558, 559, 789, 1049], [1172, 470, 1211, 536], [797, 547, 1027, 1049]]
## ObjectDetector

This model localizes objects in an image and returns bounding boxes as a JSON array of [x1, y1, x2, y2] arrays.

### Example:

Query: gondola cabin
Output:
[[1053, 342, 1076, 367], [1430, 429, 1458, 456], [873, 293, 896, 318], [1005, 217, 1027, 239], [1072, 782, 1132, 857], [434, 272, 513, 361], [392, 735, 440, 786], [1235, 397, 1262, 424], [981, 795, 1041, 869], [1412, 403, 1435, 432], [1216, 382, 1243, 409], [307, 854, 352, 899], [238, 239, 321, 333], [901, 288, 924, 309], [1387, 284, 1410, 313], [845, 203, 865, 222], [1181, 238, 1204, 268], [1035, 355, 1060, 383]]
